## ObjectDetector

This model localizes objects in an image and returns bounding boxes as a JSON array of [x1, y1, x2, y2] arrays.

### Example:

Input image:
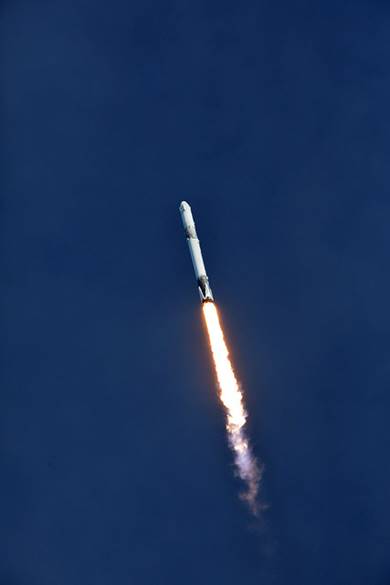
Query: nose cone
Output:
[[179, 200, 196, 235]]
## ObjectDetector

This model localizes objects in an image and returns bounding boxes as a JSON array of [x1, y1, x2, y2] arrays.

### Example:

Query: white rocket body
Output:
[[179, 201, 214, 303]]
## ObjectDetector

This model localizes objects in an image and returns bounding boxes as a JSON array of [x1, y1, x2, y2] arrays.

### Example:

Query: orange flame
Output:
[[203, 302, 261, 514]]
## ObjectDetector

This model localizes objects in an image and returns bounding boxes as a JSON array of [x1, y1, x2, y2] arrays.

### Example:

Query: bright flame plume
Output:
[[203, 302, 261, 514]]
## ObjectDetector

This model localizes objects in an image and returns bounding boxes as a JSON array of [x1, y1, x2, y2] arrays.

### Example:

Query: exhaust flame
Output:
[[202, 302, 261, 515]]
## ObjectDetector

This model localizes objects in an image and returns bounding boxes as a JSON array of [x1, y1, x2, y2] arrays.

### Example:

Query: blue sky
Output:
[[1, 1, 390, 583]]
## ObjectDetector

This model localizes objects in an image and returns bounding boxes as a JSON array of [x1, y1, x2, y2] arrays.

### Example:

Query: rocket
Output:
[[179, 201, 214, 303]]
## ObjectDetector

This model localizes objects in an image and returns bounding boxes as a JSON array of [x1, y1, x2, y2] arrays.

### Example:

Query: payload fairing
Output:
[[179, 201, 214, 303]]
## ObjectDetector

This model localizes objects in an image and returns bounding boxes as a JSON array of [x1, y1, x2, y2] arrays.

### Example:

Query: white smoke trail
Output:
[[202, 302, 261, 515]]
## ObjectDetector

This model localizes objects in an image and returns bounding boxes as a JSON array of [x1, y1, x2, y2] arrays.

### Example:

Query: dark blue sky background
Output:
[[1, 1, 390, 583]]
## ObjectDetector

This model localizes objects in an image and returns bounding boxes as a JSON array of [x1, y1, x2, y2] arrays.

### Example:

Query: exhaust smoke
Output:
[[203, 302, 261, 515]]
